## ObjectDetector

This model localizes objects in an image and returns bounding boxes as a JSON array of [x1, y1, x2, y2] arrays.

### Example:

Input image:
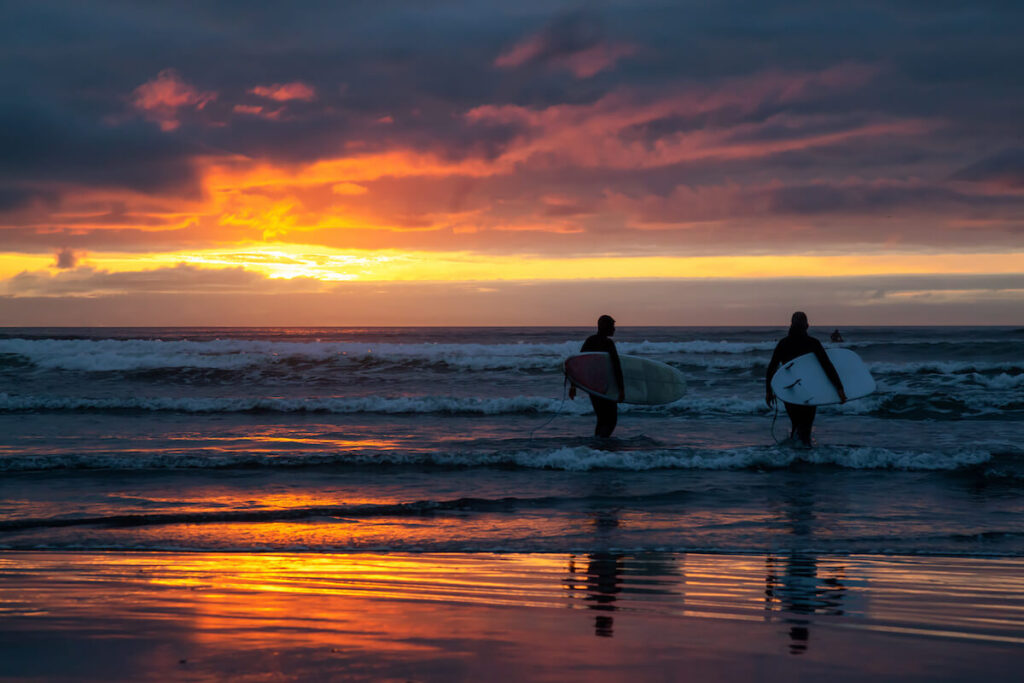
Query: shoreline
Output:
[[2, 547, 1023, 558], [2, 551, 1021, 681]]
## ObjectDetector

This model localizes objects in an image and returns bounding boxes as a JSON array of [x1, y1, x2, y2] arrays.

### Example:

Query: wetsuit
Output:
[[581, 333, 624, 437], [766, 332, 844, 445]]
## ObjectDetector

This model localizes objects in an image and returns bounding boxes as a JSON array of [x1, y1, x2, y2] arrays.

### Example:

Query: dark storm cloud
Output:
[[494, 8, 636, 78], [767, 182, 1024, 216], [5, 1, 1019, 162], [53, 247, 80, 270], [0, 187, 57, 212], [500, 9, 604, 61], [951, 149, 1024, 189], [0, 1, 526, 169], [0, 99, 201, 196], [1, 0, 1022, 255]]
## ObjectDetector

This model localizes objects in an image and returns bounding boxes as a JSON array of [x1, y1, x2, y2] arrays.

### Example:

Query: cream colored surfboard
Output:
[[565, 353, 687, 405]]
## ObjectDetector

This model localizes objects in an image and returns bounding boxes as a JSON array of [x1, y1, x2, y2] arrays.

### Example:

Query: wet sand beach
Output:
[[1, 551, 1022, 681]]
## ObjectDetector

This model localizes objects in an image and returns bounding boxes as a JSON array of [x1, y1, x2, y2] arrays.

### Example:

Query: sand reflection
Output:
[[1, 551, 1023, 680]]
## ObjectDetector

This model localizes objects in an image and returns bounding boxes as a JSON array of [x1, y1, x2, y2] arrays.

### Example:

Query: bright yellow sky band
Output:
[[1, 247, 1021, 285]]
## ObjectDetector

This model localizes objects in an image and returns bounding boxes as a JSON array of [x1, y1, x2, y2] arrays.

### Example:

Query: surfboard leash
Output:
[[529, 375, 571, 440], [770, 399, 783, 444]]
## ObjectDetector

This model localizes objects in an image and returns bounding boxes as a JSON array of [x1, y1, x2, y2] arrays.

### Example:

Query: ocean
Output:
[[2, 325, 1023, 680], [1, 325, 1021, 556]]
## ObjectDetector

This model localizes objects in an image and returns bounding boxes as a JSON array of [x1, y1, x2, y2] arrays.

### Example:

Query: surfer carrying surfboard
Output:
[[568, 315, 624, 437], [766, 312, 847, 447]]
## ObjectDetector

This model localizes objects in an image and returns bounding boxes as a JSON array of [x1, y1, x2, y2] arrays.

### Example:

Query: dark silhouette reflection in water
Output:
[[764, 553, 847, 654], [560, 474, 849, 649], [566, 553, 623, 637], [764, 475, 848, 654], [564, 477, 628, 637], [565, 552, 684, 638]]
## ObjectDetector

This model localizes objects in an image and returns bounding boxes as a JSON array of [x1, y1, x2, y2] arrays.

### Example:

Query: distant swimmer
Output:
[[830, 329, 844, 343], [766, 312, 847, 447], [569, 315, 624, 437]]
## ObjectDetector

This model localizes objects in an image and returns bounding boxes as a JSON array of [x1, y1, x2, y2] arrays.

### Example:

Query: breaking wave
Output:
[[0, 442, 1008, 473], [0, 338, 782, 373], [3, 388, 1020, 420]]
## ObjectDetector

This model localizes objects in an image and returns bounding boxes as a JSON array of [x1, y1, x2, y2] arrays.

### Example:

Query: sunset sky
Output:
[[1, 0, 1021, 325]]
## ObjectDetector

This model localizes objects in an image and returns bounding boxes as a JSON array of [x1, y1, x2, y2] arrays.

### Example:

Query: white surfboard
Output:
[[770, 348, 875, 406], [564, 352, 687, 405]]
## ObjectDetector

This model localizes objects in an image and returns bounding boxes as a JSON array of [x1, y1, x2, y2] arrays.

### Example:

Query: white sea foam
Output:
[[500, 444, 996, 471], [4, 338, 1019, 378], [628, 340, 776, 355], [954, 373, 1024, 390], [869, 360, 1024, 375], [0, 392, 744, 416], [845, 336, 1017, 348], [0, 338, 573, 372], [0, 392, 595, 415], [0, 443, 997, 472], [2, 388, 1015, 417], [0, 337, 785, 374]]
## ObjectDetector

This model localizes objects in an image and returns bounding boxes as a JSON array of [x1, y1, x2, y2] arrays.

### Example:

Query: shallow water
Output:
[[1, 326, 1021, 556]]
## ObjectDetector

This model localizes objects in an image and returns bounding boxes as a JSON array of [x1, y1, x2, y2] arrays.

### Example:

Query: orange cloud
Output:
[[494, 37, 547, 69], [496, 35, 636, 78], [494, 10, 637, 78], [466, 65, 919, 170], [249, 82, 317, 102], [5, 64, 1014, 262], [331, 183, 369, 196], [132, 69, 217, 131], [232, 104, 284, 120], [561, 43, 637, 78]]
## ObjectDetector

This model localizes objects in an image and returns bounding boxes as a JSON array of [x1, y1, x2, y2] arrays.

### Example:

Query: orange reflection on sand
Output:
[[3, 550, 1024, 676], [133, 553, 569, 605], [78, 553, 576, 653], [130, 490, 396, 510], [167, 433, 404, 452]]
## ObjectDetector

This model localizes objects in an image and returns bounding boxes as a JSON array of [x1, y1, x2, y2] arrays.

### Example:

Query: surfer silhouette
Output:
[[569, 315, 624, 437], [830, 329, 844, 343], [766, 312, 847, 447]]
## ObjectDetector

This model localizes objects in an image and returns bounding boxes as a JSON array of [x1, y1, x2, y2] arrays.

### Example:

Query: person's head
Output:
[[789, 311, 809, 335], [597, 314, 616, 336]]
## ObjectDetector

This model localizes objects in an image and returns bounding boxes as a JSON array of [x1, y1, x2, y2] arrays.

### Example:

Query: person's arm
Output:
[[608, 340, 625, 402], [812, 339, 847, 403]]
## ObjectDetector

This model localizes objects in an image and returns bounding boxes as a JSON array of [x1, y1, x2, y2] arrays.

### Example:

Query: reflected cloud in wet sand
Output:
[[1, 552, 1022, 680]]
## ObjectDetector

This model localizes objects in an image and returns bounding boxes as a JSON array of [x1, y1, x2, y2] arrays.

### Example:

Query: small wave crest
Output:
[[0, 443, 1000, 473], [2, 389, 1019, 419], [870, 360, 1024, 376], [3, 338, 1021, 387], [0, 392, 590, 415], [0, 337, 781, 374]]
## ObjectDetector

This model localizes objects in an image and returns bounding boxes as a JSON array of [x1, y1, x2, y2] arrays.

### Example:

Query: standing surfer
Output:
[[569, 315, 624, 437], [766, 312, 847, 447]]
